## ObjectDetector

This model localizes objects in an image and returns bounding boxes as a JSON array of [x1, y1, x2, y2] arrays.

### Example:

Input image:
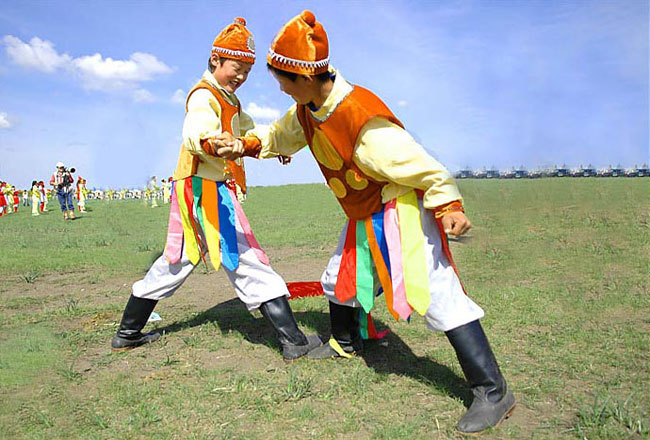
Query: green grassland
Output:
[[0, 179, 648, 439]]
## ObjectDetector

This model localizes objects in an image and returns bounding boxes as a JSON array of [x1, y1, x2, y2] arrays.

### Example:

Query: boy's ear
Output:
[[210, 54, 221, 69]]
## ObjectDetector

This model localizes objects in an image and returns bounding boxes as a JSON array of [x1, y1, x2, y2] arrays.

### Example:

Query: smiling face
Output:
[[211, 55, 252, 94]]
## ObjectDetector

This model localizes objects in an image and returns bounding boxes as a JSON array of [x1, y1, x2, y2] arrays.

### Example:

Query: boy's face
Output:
[[212, 56, 253, 94], [271, 71, 313, 105]]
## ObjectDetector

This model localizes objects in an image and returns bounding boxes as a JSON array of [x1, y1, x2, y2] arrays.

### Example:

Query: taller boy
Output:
[[216, 11, 515, 435], [111, 18, 320, 361]]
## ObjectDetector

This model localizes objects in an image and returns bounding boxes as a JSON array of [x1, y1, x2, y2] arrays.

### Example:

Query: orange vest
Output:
[[296, 86, 403, 220], [173, 80, 247, 193]]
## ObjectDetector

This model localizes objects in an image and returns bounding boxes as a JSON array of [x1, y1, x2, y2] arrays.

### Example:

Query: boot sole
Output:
[[111, 333, 161, 352], [111, 346, 137, 352], [458, 403, 516, 437], [282, 335, 323, 362], [111, 341, 158, 352], [110, 341, 157, 352]]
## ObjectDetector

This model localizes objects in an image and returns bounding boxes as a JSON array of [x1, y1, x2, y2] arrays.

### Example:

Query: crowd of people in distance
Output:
[[0, 172, 182, 221]]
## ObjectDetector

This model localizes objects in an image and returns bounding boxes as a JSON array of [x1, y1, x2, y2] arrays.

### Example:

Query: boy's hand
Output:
[[440, 211, 471, 237], [212, 131, 235, 145], [217, 139, 244, 160], [205, 132, 244, 160]]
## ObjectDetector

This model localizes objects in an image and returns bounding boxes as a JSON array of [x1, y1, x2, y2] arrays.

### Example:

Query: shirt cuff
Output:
[[433, 200, 464, 218], [239, 136, 262, 158], [200, 139, 217, 156]]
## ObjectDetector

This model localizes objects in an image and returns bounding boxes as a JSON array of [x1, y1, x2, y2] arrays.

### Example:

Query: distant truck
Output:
[[455, 168, 474, 179]]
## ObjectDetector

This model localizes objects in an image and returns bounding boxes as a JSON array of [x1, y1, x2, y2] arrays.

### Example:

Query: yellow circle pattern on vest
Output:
[[345, 169, 369, 190], [328, 177, 347, 198], [311, 131, 343, 171]]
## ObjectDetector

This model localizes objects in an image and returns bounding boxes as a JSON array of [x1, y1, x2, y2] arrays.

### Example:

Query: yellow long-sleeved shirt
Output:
[[181, 70, 255, 182], [246, 69, 462, 210], [31, 185, 41, 199]]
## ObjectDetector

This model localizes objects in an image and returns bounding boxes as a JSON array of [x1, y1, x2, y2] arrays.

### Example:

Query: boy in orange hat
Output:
[[213, 10, 515, 434], [111, 17, 320, 361]]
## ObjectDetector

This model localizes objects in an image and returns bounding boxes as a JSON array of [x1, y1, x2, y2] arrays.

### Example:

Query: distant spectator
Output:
[[50, 162, 75, 220], [31, 180, 40, 216], [38, 181, 47, 212], [0, 182, 7, 217], [76, 176, 88, 213]]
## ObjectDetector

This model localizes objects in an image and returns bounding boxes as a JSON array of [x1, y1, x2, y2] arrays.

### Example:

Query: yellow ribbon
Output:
[[328, 337, 353, 359], [396, 191, 431, 315]]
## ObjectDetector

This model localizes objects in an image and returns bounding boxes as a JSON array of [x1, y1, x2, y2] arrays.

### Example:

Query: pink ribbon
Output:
[[383, 199, 412, 320], [227, 188, 270, 266], [164, 184, 184, 264]]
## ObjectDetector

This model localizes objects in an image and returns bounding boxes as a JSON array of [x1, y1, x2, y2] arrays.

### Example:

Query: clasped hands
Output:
[[203, 132, 291, 164], [204, 132, 243, 161]]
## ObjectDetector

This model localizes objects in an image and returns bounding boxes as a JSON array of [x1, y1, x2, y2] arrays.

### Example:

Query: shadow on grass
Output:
[[357, 325, 472, 406], [153, 297, 278, 347], [153, 297, 471, 405]]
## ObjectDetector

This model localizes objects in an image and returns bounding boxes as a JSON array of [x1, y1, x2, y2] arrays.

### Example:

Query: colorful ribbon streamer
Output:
[[396, 191, 431, 315], [355, 219, 374, 313], [202, 180, 221, 271], [217, 181, 239, 271], [227, 187, 270, 265], [334, 222, 357, 303], [384, 199, 412, 320], [164, 181, 184, 264]]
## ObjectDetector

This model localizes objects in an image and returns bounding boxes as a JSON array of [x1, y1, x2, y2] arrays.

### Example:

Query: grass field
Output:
[[0, 179, 648, 439]]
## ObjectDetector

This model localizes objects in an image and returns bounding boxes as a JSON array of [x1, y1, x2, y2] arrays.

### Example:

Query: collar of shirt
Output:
[[310, 67, 353, 123], [201, 70, 239, 108]]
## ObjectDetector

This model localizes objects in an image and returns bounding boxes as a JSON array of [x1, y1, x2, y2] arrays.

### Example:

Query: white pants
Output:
[[132, 205, 289, 311], [321, 199, 485, 332]]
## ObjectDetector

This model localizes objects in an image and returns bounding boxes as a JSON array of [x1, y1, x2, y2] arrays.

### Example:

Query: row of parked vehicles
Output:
[[455, 164, 649, 179]]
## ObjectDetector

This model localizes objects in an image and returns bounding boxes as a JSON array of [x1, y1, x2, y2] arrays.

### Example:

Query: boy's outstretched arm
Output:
[[207, 133, 292, 164], [354, 118, 472, 237]]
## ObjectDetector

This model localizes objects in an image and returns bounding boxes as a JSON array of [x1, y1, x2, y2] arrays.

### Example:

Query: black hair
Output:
[[266, 64, 332, 82], [208, 55, 237, 73], [32, 180, 38, 187]]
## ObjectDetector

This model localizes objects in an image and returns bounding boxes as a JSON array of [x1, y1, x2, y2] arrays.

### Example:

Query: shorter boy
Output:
[[111, 17, 320, 361]]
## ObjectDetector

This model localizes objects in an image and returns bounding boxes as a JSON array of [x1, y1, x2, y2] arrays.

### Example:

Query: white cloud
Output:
[[74, 52, 173, 90], [0, 112, 12, 129], [2, 35, 173, 91], [3, 35, 72, 73], [133, 89, 156, 103], [245, 102, 281, 121], [171, 89, 186, 104], [398, 100, 408, 107]]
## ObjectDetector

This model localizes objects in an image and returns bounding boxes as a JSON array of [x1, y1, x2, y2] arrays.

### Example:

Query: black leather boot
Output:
[[259, 296, 321, 361], [111, 295, 161, 350], [308, 301, 363, 359], [446, 320, 515, 434]]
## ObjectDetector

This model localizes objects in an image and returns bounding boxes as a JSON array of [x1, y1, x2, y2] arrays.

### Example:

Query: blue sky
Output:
[[0, 0, 648, 189]]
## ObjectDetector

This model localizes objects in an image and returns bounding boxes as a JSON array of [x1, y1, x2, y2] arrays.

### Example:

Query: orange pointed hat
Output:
[[267, 10, 329, 75], [212, 17, 256, 64]]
